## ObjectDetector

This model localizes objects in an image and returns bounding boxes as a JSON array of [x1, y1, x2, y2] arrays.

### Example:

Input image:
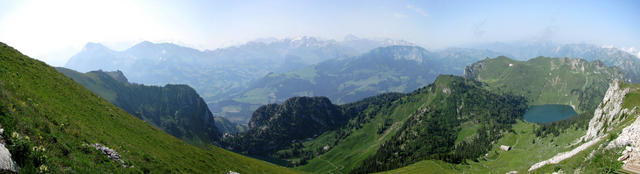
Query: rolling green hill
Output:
[[0, 42, 299, 173], [56, 67, 221, 146], [464, 56, 623, 113]]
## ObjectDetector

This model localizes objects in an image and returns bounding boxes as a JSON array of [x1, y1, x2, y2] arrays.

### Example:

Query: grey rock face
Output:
[[580, 79, 630, 142], [92, 143, 126, 167], [0, 127, 18, 172]]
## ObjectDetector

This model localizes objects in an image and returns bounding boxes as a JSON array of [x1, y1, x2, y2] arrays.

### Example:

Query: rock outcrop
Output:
[[0, 127, 18, 172], [605, 90, 640, 172], [529, 80, 627, 171], [92, 143, 127, 167], [580, 79, 630, 142]]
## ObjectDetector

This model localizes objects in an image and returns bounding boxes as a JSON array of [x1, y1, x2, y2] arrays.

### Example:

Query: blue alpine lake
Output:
[[523, 104, 578, 123]]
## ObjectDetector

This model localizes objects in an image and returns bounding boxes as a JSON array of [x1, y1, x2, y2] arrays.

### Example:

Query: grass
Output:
[[622, 83, 640, 110], [0, 42, 301, 173], [377, 160, 458, 174], [455, 122, 479, 144], [296, 90, 434, 173], [380, 120, 586, 174]]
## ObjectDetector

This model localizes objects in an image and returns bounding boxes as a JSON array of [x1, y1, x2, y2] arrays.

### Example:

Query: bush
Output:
[[7, 131, 49, 173]]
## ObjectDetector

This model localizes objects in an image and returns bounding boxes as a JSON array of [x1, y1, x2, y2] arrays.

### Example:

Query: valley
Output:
[[0, 1, 636, 172]]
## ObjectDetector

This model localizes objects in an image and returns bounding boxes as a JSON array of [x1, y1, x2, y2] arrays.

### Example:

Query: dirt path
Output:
[[378, 122, 400, 141], [528, 136, 603, 171], [318, 155, 343, 174]]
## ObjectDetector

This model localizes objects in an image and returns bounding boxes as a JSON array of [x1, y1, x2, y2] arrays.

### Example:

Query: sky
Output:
[[0, 0, 638, 66]]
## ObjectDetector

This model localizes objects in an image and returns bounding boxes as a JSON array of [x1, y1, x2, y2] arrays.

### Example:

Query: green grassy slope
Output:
[[0, 42, 299, 173], [296, 91, 429, 173], [464, 56, 623, 113], [379, 120, 586, 174]]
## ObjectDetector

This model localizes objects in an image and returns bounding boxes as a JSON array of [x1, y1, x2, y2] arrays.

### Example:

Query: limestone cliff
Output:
[[580, 79, 632, 142]]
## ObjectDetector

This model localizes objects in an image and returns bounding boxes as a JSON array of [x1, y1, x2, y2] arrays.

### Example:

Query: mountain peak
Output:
[[104, 70, 129, 83], [82, 42, 110, 52], [130, 41, 155, 48], [343, 34, 360, 41]]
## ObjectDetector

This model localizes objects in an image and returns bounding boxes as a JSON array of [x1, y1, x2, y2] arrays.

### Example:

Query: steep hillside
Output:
[[0, 42, 298, 173], [464, 56, 623, 113], [226, 97, 346, 156], [216, 46, 503, 123], [56, 68, 221, 146], [214, 117, 247, 134]]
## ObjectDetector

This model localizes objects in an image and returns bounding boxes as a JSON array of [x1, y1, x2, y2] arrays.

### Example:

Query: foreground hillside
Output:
[[0, 42, 298, 173]]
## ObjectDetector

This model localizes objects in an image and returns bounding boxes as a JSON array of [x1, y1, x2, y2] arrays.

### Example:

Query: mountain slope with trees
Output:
[[56, 68, 222, 146]]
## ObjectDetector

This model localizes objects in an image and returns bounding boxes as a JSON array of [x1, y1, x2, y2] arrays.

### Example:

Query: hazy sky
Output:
[[0, 0, 638, 66]]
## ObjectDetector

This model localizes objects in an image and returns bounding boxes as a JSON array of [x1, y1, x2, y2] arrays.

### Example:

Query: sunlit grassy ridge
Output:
[[0, 42, 299, 173]]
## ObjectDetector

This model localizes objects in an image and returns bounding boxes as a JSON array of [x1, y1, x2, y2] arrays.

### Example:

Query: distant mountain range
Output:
[[64, 36, 415, 104], [65, 38, 640, 124]]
